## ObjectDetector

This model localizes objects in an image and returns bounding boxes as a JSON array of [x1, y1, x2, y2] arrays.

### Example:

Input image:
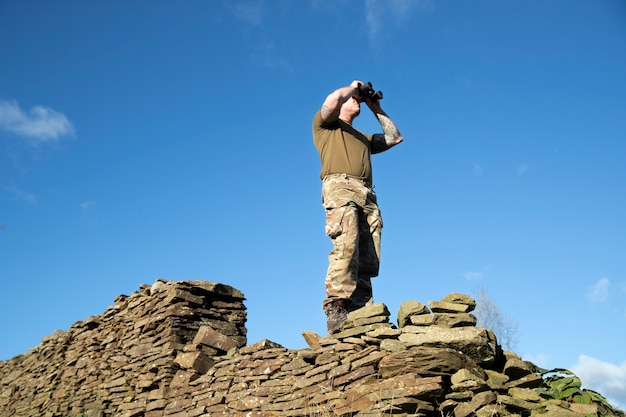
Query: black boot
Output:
[[326, 299, 350, 335]]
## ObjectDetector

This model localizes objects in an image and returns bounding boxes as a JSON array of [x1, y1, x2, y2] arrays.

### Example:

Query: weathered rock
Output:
[[397, 300, 430, 328], [429, 300, 472, 313], [342, 303, 391, 330], [504, 357, 536, 379], [506, 372, 544, 389], [300, 330, 322, 350], [485, 369, 510, 390], [509, 387, 544, 403], [379, 338, 407, 352], [537, 402, 588, 417], [193, 325, 239, 352], [570, 402, 599, 415], [399, 325, 498, 366], [409, 312, 477, 328], [1, 284, 622, 417], [379, 346, 485, 379], [442, 293, 477, 312], [475, 403, 507, 417], [454, 390, 497, 417], [451, 368, 487, 387], [366, 326, 401, 339], [174, 351, 214, 374], [334, 322, 394, 339], [497, 394, 542, 412]]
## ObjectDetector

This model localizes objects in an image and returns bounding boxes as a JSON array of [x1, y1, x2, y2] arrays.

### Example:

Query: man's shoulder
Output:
[[313, 109, 339, 130]]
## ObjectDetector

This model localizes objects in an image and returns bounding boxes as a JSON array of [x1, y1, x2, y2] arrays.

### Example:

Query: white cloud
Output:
[[463, 271, 483, 280], [0, 100, 75, 142], [587, 277, 610, 304], [80, 201, 97, 209], [364, 0, 433, 42], [2, 184, 37, 203], [229, 1, 264, 25], [571, 355, 626, 411], [250, 40, 292, 71], [517, 163, 529, 176], [472, 163, 483, 176]]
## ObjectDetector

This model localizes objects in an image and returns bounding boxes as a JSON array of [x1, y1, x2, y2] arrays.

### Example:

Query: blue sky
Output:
[[1, 0, 625, 409]]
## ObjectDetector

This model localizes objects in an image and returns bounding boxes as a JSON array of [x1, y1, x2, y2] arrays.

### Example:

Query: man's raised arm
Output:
[[368, 100, 404, 154], [320, 80, 362, 122]]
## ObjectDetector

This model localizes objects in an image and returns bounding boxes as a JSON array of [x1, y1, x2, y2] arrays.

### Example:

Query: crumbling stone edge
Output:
[[0, 279, 622, 417]]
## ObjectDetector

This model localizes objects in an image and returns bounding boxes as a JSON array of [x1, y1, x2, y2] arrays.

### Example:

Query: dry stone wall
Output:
[[0, 279, 622, 417]]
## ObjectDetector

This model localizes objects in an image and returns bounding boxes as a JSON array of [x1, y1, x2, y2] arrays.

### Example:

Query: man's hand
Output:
[[365, 98, 382, 112], [350, 80, 364, 101]]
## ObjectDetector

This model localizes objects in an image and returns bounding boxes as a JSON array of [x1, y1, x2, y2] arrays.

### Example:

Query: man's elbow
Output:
[[323, 91, 342, 110]]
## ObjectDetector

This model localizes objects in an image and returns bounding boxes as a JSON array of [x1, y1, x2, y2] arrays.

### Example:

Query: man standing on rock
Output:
[[312, 80, 404, 334]]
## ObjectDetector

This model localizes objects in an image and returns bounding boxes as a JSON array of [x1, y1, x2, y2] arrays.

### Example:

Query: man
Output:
[[312, 80, 403, 334]]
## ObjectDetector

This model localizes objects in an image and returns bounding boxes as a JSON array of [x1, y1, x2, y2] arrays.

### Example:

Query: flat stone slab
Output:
[[399, 326, 497, 366]]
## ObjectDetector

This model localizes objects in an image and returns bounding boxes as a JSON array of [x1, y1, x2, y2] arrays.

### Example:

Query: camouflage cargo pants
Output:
[[321, 174, 383, 313]]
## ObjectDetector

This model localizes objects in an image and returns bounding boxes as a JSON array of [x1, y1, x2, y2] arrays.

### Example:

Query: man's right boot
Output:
[[326, 299, 349, 335]]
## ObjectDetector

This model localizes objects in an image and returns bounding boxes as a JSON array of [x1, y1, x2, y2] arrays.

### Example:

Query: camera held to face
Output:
[[357, 82, 383, 102]]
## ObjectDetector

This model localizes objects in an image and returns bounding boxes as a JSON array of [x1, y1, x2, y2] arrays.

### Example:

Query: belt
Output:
[[323, 173, 372, 188]]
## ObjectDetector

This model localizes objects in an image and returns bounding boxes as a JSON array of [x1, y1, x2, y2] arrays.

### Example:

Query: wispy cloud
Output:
[[229, 1, 264, 25], [463, 271, 483, 280], [364, 0, 433, 42], [2, 184, 37, 203], [587, 277, 610, 304], [571, 355, 626, 411], [472, 163, 483, 176], [517, 163, 529, 176], [80, 201, 98, 209], [251, 40, 292, 71], [0, 100, 75, 142], [226, 2, 292, 71]]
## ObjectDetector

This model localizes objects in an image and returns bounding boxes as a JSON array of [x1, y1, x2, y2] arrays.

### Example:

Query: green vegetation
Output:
[[536, 368, 624, 416]]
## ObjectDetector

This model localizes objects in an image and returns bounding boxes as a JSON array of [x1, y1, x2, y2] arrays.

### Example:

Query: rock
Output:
[[1, 285, 622, 417], [451, 368, 487, 387], [379, 339, 407, 352], [454, 390, 497, 417], [429, 300, 472, 313], [485, 369, 509, 390], [379, 346, 485, 379], [301, 330, 323, 350], [506, 372, 544, 389], [569, 402, 599, 414], [173, 351, 214, 374], [409, 312, 477, 328], [504, 357, 536, 379], [509, 387, 544, 402], [442, 293, 477, 312], [397, 300, 430, 328], [399, 325, 498, 366], [192, 325, 239, 352]]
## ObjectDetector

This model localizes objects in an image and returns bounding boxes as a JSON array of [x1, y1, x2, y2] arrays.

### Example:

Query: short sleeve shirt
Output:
[[312, 110, 373, 184]]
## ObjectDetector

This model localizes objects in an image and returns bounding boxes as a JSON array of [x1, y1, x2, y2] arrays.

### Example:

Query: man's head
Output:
[[339, 96, 361, 124]]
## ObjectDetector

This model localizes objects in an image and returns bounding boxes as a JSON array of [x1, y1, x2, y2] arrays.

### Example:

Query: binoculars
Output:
[[357, 82, 383, 102]]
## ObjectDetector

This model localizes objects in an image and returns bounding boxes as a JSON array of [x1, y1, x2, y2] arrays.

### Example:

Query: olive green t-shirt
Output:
[[312, 110, 373, 184]]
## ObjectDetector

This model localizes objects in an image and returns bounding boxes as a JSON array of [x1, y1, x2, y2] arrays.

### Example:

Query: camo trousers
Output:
[[321, 174, 383, 312]]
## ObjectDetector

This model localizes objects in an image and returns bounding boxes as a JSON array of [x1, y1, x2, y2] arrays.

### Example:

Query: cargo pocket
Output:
[[324, 206, 345, 238]]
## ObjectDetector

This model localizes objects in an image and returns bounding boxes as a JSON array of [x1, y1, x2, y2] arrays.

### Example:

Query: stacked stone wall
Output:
[[0, 280, 622, 417]]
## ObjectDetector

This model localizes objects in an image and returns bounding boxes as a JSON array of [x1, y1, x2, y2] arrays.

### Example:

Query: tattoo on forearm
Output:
[[321, 104, 337, 121], [378, 114, 400, 143]]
